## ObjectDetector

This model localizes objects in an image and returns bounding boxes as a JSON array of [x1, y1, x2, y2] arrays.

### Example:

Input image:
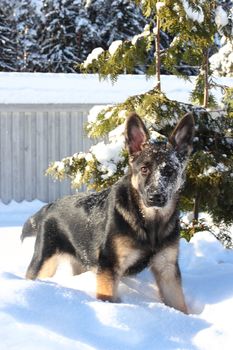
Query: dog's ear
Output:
[[125, 113, 149, 155], [169, 113, 195, 154]]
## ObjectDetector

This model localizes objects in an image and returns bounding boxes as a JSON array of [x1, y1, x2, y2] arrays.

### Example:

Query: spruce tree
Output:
[[82, 0, 232, 103], [0, 2, 17, 71], [14, 0, 41, 71], [79, 0, 154, 73], [189, 0, 233, 107], [74, 0, 102, 65], [85, 0, 146, 47], [209, 38, 233, 77], [40, 0, 79, 72], [47, 1, 233, 228]]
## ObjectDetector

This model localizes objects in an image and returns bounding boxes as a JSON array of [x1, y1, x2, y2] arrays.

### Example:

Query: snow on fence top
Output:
[[0, 73, 154, 105], [0, 72, 232, 105]]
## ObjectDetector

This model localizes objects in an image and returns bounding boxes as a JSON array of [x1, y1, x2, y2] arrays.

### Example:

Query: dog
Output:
[[21, 112, 194, 313]]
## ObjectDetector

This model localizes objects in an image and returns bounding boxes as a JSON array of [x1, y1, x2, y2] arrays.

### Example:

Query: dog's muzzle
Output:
[[146, 192, 167, 207]]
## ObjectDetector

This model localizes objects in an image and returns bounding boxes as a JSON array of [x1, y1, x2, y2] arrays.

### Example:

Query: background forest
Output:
[[0, 0, 232, 76]]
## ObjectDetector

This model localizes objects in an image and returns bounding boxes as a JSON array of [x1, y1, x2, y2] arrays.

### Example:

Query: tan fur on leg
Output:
[[37, 254, 59, 279], [96, 270, 118, 302], [151, 245, 188, 314]]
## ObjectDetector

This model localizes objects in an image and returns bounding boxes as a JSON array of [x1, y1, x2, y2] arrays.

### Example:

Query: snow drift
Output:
[[0, 201, 233, 350]]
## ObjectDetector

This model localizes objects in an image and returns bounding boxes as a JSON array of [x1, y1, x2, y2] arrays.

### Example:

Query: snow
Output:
[[156, 2, 165, 12], [209, 40, 233, 77], [85, 0, 93, 9], [203, 163, 229, 177], [83, 48, 104, 68], [0, 73, 232, 105], [31, 0, 42, 14], [108, 40, 122, 56], [215, 6, 229, 28], [0, 201, 233, 349], [181, 0, 204, 24], [109, 123, 125, 142], [90, 137, 124, 178], [87, 105, 113, 124], [131, 27, 150, 46]]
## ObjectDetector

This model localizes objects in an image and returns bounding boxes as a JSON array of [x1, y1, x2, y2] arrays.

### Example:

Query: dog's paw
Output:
[[96, 293, 121, 303], [186, 297, 205, 315]]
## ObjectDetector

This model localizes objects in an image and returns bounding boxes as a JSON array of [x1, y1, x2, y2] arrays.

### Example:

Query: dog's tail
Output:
[[21, 203, 52, 242], [21, 216, 38, 242]]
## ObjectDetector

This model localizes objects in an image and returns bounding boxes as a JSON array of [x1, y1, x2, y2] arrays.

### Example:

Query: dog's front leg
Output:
[[151, 245, 188, 314], [96, 268, 119, 302]]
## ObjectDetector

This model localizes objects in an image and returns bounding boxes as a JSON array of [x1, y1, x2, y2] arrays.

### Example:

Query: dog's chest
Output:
[[140, 201, 177, 242]]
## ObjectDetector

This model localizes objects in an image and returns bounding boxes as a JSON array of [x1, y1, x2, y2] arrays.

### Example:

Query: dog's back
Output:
[[21, 188, 111, 248]]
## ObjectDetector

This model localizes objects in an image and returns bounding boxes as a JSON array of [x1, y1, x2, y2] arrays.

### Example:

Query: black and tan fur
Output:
[[21, 113, 194, 313]]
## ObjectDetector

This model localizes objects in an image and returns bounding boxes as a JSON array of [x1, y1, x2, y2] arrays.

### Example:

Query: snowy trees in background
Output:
[[0, 0, 148, 72], [208, 2, 233, 77], [39, 0, 80, 72], [190, 0, 233, 107], [0, 1, 17, 71], [0, 0, 232, 75], [75, 2, 102, 64], [210, 39, 233, 77], [76, 0, 147, 68], [85, 0, 146, 47], [14, 0, 41, 71]]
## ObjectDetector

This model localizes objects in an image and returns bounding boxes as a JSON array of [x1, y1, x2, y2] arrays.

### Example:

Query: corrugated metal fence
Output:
[[0, 104, 96, 204]]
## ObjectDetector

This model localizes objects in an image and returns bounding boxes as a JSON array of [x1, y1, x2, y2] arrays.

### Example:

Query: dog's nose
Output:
[[148, 193, 166, 206], [149, 193, 162, 202]]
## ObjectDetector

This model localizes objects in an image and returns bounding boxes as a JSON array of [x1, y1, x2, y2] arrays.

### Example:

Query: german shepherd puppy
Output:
[[22, 112, 194, 313]]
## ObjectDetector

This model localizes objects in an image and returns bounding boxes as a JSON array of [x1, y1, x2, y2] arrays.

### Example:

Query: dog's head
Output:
[[125, 113, 195, 208]]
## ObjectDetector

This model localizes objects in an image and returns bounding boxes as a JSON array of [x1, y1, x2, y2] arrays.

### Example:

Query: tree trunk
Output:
[[203, 48, 209, 108], [193, 193, 200, 221], [155, 14, 161, 91]]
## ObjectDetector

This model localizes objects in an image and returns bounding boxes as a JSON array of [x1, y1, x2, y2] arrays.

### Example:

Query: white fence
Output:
[[0, 104, 95, 204]]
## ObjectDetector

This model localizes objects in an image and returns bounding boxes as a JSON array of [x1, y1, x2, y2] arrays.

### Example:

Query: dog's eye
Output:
[[141, 166, 149, 175]]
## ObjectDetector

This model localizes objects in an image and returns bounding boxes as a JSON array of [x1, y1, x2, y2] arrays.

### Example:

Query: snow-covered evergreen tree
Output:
[[76, 0, 153, 73], [40, 0, 79, 72], [14, 0, 41, 71], [210, 39, 233, 77], [82, 0, 232, 103], [82, 1, 216, 85], [85, 0, 146, 47], [74, 1, 102, 65], [0, 2, 17, 71], [190, 0, 233, 106], [209, 1, 233, 77], [47, 0, 233, 228]]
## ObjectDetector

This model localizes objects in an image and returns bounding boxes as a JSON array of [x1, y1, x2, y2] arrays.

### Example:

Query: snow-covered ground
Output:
[[0, 200, 233, 350], [0, 72, 232, 105]]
